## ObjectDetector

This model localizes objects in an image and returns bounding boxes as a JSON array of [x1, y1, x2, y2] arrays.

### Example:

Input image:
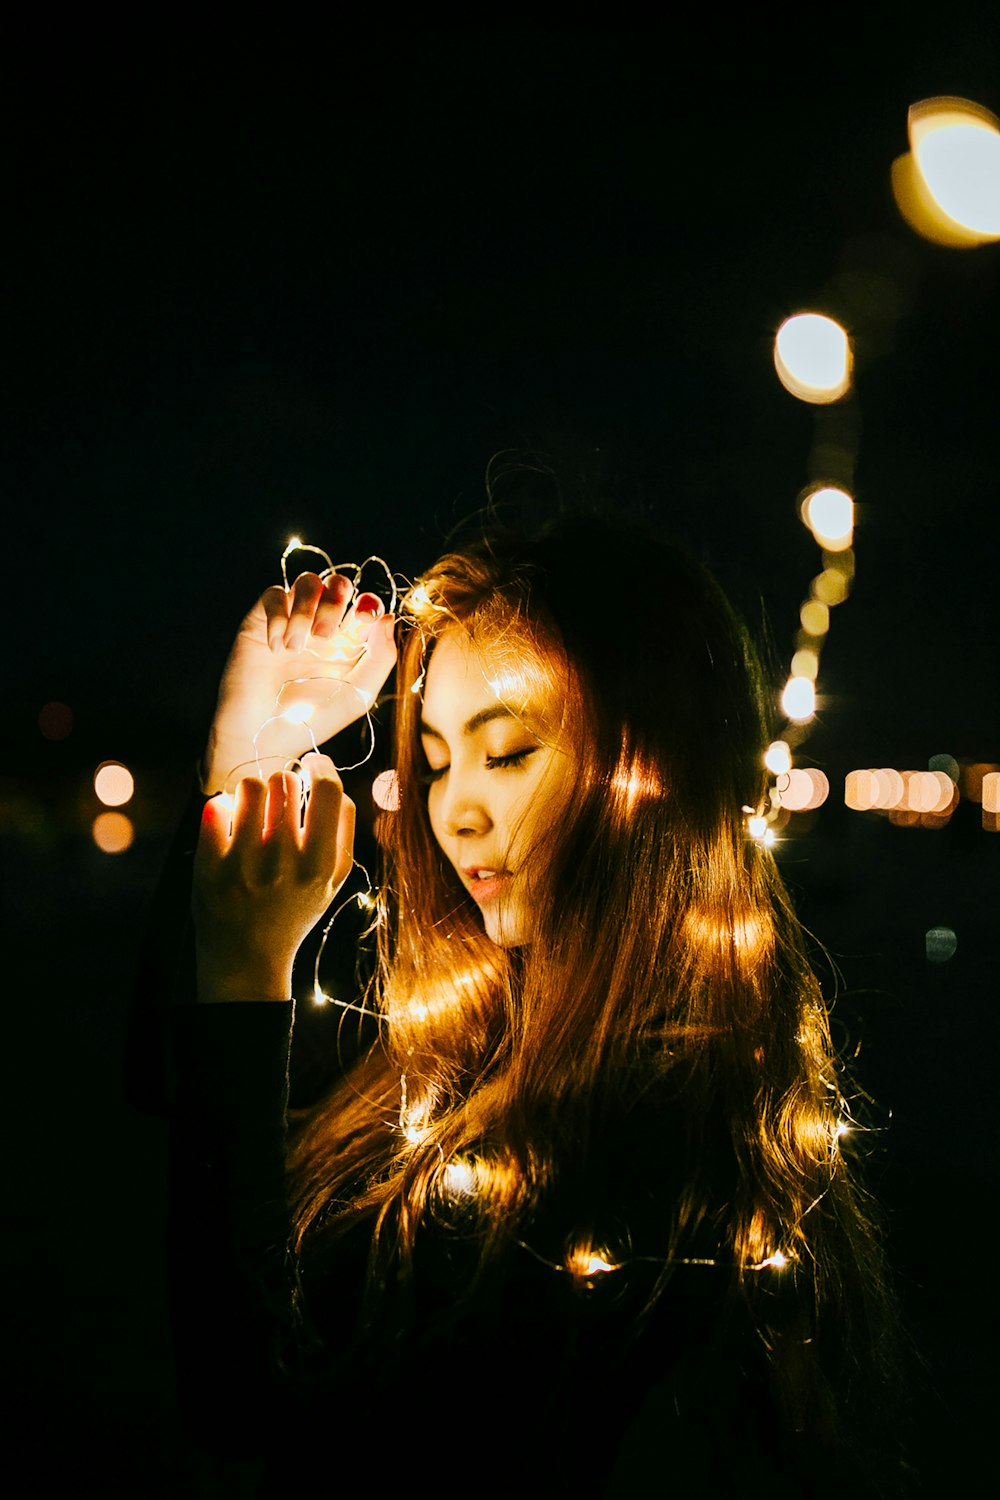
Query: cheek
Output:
[[425, 788, 445, 847]]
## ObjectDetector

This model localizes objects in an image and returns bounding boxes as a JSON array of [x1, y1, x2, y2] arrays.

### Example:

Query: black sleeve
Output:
[[168, 1000, 296, 1460]]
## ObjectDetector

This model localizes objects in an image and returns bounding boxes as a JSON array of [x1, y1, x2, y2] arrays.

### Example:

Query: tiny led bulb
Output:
[[282, 701, 314, 724], [582, 1254, 615, 1276]]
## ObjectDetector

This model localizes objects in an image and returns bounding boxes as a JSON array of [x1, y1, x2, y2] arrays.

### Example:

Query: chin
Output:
[[482, 905, 532, 949]]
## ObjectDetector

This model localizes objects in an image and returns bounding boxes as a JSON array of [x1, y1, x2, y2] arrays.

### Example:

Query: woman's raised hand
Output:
[[193, 754, 355, 1002], [202, 572, 397, 796]]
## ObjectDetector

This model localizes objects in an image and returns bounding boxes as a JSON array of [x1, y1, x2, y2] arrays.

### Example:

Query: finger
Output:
[[345, 614, 398, 711], [300, 751, 339, 790], [285, 573, 325, 653], [195, 794, 231, 869], [262, 586, 291, 652], [302, 766, 347, 878], [264, 770, 304, 841], [229, 776, 268, 857], [310, 574, 353, 640]]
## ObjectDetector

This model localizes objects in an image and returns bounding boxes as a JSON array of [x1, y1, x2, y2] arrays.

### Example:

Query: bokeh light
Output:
[[764, 740, 792, 776], [92, 811, 135, 853], [94, 761, 134, 807], [790, 648, 819, 680], [845, 769, 879, 811], [372, 768, 401, 811], [774, 314, 852, 403], [802, 486, 854, 551], [929, 752, 960, 783], [777, 768, 829, 812], [39, 701, 74, 740], [925, 926, 958, 963], [781, 676, 816, 721], [811, 568, 850, 606], [893, 97, 1000, 246], [799, 599, 830, 637], [907, 770, 954, 814]]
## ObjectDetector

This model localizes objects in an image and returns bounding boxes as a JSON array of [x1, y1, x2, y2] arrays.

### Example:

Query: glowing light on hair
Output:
[[893, 97, 1000, 246], [755, 1250, 789, 1271], [774, 314, 852, 404], [781, 676, 815, 722], [610, 752, 663, 816], [567, 1245, 618, 1280], [684, 905, 772, 967], [441, 1159, 478, 1199], [94, 761, 134, 807], [398, 1073, 437, 1145], [747, 813, 768, 840], [485, 669, 527, 701], [802, 485, 854, 552]]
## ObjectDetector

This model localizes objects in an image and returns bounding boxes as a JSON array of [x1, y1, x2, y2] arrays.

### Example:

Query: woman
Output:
[[174, 516, 901, 1496]]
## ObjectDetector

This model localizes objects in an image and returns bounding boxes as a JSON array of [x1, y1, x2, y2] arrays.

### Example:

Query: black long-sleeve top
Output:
[[143, 789, 823, 1495]]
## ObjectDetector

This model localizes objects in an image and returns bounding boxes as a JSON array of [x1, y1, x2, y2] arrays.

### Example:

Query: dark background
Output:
[[4, 13, 998, 1495]]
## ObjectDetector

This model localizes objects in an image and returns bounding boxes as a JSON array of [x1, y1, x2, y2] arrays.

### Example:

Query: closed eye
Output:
[[486, 748, 538, 770]]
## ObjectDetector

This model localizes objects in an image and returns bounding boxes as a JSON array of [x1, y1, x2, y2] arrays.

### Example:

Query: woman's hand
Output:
[[193, 755, 355, 1003], [202, 571, 397, 795]]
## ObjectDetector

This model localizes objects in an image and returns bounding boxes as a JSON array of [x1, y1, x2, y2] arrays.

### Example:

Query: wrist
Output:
[[195, 952, 295, 1005], [201, 729, 254, 796]]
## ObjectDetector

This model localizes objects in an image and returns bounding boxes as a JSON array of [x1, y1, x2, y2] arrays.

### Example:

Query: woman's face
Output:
[[419, 629, 575, 947]]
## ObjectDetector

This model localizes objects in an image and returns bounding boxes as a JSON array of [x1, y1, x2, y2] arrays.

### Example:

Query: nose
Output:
[[436, 772, 492, 838]]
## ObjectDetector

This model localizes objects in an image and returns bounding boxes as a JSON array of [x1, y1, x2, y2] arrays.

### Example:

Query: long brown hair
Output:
[[290, 515, 897, 1452]]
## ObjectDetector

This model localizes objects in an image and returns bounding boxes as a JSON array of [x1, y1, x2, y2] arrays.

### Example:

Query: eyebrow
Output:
[[419, 704, 520, 742]]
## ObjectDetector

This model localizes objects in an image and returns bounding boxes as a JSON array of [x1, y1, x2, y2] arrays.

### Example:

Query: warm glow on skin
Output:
[[420, 631, 575, 948]]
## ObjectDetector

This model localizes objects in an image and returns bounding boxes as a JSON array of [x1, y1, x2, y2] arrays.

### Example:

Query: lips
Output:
[[462, 867, 511, 904]]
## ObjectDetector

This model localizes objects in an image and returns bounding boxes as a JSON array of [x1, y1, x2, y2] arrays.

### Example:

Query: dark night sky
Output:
[[4, 13, 999, 1496]]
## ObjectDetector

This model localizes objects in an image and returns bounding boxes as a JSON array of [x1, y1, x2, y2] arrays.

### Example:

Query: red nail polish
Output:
[[355, 593, 383, 617]]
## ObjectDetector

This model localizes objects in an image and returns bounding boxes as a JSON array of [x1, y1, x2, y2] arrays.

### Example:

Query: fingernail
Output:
[[355, 593, 383, 617]]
